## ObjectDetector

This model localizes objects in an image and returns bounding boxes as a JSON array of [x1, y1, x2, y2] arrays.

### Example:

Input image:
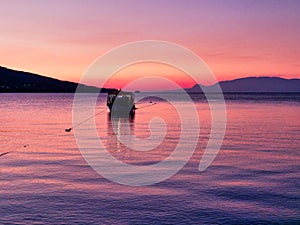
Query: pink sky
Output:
[[0, 0, 300, 89]]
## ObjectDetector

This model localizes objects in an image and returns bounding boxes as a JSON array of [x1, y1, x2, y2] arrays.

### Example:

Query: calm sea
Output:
[[0, 93, 299, 224]]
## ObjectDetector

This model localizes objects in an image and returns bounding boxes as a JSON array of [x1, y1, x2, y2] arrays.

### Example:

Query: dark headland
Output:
[[1, 66, 300, 93], [0, 66, 106, 93]]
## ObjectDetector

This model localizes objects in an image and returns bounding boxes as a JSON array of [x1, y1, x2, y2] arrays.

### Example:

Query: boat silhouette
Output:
[[106, 89, 136, 117]]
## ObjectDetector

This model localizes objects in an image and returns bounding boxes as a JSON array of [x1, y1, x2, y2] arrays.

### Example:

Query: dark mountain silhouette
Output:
[[186, 77, 300, 93], [0, 66, 109, 93]]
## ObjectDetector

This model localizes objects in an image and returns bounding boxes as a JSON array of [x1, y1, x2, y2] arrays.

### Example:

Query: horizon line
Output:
[[1, 65, 299, 90]]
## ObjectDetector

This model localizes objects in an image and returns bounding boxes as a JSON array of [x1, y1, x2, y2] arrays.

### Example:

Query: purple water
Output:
[[0, 93, 299, 224]]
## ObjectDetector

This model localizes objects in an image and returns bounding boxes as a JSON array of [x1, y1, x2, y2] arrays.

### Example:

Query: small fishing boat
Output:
[[64, 89, 156, 132], [106, 89, 136, 116]]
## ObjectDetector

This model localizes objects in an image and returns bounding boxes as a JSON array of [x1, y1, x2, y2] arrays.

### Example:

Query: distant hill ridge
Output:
[[1, 66, 300, 92], [186, 76, 300, 93]]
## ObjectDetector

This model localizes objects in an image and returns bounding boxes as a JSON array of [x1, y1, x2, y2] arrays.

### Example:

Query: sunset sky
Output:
[[1, 0, 300, 89]]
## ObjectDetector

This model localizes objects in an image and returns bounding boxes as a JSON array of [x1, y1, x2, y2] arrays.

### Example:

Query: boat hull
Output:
[[108, 104, 135, 117]]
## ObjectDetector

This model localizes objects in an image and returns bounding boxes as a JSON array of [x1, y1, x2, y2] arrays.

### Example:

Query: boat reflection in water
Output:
[[106, 111, 135, 152]]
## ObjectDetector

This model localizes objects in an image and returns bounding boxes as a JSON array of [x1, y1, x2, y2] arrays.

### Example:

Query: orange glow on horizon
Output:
[[101, 62, 197, 91]]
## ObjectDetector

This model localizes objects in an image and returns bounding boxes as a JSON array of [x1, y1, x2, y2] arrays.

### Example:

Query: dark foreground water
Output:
[[0, 93, 299, 224]]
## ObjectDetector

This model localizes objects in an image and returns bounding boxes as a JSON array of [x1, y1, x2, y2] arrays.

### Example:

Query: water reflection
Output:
[[106, 113, 135, 152]]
